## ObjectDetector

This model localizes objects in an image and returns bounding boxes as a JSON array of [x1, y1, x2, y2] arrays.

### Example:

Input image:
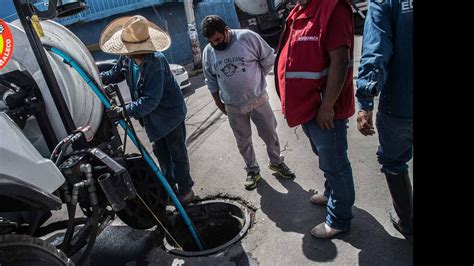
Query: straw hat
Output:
[[99, 15, 171, 55]]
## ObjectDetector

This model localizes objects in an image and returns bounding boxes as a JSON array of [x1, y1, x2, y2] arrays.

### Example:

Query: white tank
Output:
[[0, 20, 103, 157], [234, 0, 284, 15], [0, 112, 65, 193]]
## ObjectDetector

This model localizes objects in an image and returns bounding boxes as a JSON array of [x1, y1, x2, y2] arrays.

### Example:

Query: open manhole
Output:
[[164, 199, 252, 257]]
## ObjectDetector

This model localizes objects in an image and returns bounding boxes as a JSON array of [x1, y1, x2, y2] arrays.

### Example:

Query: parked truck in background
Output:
[[234, 0, 368, 45], [234, 0, 295, 45]]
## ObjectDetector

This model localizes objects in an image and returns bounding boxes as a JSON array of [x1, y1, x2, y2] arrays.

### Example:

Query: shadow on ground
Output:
[[256, 176, 413, 265]]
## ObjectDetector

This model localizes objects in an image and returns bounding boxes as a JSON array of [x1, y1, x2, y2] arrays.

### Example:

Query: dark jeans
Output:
[[376, 111, 413, 175], [152, 122, 194, 195], [302, 119, 355, 231]]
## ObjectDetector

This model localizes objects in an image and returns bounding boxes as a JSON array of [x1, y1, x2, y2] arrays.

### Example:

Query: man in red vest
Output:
[[275, 0, 355, 238]]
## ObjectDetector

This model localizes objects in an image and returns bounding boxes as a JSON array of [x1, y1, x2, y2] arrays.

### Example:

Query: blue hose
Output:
[[48, 46, 205, 251]]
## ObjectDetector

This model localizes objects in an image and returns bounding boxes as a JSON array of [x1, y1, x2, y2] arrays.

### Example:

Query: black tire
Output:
[[0, 234, 74, 266], [116, 154, 168, 230]]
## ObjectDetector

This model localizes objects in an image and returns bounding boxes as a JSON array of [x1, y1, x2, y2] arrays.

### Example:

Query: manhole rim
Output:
[[163, 199, 252, 257]]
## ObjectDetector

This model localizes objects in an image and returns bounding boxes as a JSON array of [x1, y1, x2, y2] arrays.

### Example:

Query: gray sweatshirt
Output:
[[203, 29, 275, 107]]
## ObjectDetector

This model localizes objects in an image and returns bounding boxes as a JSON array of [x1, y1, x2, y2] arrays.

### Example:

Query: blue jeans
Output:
[[302, 119, 355, 231], [376, 111, 413, 175], [152, 122, 194, 195]]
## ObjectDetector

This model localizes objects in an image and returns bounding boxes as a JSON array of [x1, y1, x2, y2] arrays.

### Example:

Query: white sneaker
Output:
[[310, 222, 346, 238], [310, 193, 329, 205]]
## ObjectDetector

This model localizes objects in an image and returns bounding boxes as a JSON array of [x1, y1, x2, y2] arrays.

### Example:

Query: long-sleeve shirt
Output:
[[203, 29, 275, 107], [356, 0, 413, 119], [100, 52, 186, 141]]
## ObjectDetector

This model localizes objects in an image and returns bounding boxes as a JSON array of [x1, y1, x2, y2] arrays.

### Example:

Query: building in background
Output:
[[0, 0, 240, 65]]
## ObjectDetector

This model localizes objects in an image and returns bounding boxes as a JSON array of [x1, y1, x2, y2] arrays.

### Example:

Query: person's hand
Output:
[[317, 104, 335, 130], [357, 110, 375, 136], [107, 105, 125, 121], [215, 100, 227, 115]]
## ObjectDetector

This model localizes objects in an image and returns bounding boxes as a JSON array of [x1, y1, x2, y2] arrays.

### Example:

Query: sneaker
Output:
[[310, 222, 348, 238], [178, 190, 195, 207], [310, 193, 329, 205], [244, 172, 262, 190], [268, 162, 296, 179]]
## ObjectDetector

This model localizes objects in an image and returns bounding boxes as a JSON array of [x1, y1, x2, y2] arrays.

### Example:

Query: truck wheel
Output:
[[116, 154, 168, 230], [0, 234, 73, 266]]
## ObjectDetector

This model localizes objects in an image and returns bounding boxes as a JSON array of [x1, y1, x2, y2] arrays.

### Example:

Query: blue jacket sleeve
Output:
[[356, 0, 393, 111], [125, 59, 164, 118], [100, 56, 126, 85]]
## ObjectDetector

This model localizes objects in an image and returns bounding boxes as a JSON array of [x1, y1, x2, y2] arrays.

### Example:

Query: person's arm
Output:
[[203, 48, 226, 115], [211, 91, 226, 115], [100, 56, 127, 85], [318, 46, 351, 130], [356, 0, 393, 135], [317, 1, 353, 130], [125, 58, 165, 118], [248, 31, 276, 76]]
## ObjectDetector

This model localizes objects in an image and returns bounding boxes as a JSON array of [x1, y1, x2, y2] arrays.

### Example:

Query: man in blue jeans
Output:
[[356, 0, 413, 236], [275, 0, 356, 238], [99, 15, 195, 205]]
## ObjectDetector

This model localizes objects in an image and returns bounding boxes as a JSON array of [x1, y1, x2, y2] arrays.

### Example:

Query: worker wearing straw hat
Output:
[[99, 15, 195, 205]]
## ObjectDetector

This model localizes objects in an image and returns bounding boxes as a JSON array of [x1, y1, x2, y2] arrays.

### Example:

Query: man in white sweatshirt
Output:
[[201, 15, 295, 190]]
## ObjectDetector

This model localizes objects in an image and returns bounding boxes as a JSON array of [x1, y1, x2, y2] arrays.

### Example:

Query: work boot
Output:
[[389, 208, 413, 236], [178, 189, 195, 207], [385, 173, 413, 236], [269, 162, 296, 179], [244, 172, 262, 190], [310, 193, 329, 205]]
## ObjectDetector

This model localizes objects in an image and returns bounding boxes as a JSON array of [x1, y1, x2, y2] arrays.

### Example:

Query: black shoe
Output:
[[244, 172, 262, 190], [385, 173, 413, 236], [269, 162, 296, 179], [389, 208, 413, 236], [178, 190, 195, 207]]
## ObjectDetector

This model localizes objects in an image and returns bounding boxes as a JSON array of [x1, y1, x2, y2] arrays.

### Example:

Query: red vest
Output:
[[275, 0, 355, 127]]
